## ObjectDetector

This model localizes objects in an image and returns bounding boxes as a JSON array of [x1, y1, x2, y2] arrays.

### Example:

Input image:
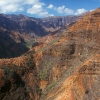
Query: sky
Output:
[[0, 0, 100, 18]]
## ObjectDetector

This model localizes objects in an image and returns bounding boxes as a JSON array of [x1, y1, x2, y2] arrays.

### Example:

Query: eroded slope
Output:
[[0, 8, 100, 100]]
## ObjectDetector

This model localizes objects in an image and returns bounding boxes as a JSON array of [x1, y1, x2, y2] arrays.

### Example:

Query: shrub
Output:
[[3, 68, 15, 79], [27, 54, 35, 69]]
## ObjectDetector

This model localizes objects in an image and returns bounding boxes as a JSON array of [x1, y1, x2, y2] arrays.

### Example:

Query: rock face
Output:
[[42, 8, 100, 100], [32, 8, 100, 100], [0, 8, 100, 100], [0, 14, 80, 58], [38, 16, 80, 34]]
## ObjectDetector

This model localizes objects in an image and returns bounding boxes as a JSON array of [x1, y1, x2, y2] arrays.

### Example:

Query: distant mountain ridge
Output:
[[0, 14, 80, 58], [1, 14, 81, 36]]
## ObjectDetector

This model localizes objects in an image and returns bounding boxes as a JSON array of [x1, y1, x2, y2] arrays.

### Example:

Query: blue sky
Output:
[[0, 0, 99, 18]]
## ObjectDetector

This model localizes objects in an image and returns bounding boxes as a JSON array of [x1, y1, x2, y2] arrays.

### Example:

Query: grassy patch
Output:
[[37, 37, 60, 53], [25, 39, 36, 48], [37, 59, 55, 80], [48, 81, 57, 90]]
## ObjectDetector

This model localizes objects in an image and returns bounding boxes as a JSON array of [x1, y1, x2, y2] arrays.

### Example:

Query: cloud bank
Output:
[[47, 4, 88, 16], [0, 0, 89, 17], [0, 0, 53, 17]]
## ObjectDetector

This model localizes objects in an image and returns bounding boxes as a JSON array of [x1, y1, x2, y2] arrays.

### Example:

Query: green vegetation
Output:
[[48, 81, 57, 90], [3, 68, 15, 79], [25, 39, 36, 48], [37, 59, 55, 80], [37, 37, 60, 53], [38, 69, 48, 80], [37, 89, 42, 95], [27, 54, 35, 69]]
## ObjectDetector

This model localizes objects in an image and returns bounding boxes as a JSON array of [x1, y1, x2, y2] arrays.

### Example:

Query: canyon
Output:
[[0, 8, 100, 100], [0, 14, 80, 58]]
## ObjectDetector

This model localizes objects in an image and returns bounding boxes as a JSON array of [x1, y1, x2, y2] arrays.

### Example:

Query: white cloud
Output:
[[24, 0, 39, 5], [0, 4, 23, 13], [75, 8, 87, 15], [0, 0, 45, 14], [64, 8, 74, 15], [0, 0, 40, 6], [56, 6, 65, 14], [55, 6, 74, 15], [47, 4, 88, 16], [0, 0, 24, 6], [47, 4, 54, 9], [27, 4, 53, 17], [0, 0, 89, 17], [0, 0, 53, 17], [90, 9, 94, 12], [26, 0, 53, 17], [27, 4, 44, 14], [0, 0, 24, 13], [39, 12, 54, 17]]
